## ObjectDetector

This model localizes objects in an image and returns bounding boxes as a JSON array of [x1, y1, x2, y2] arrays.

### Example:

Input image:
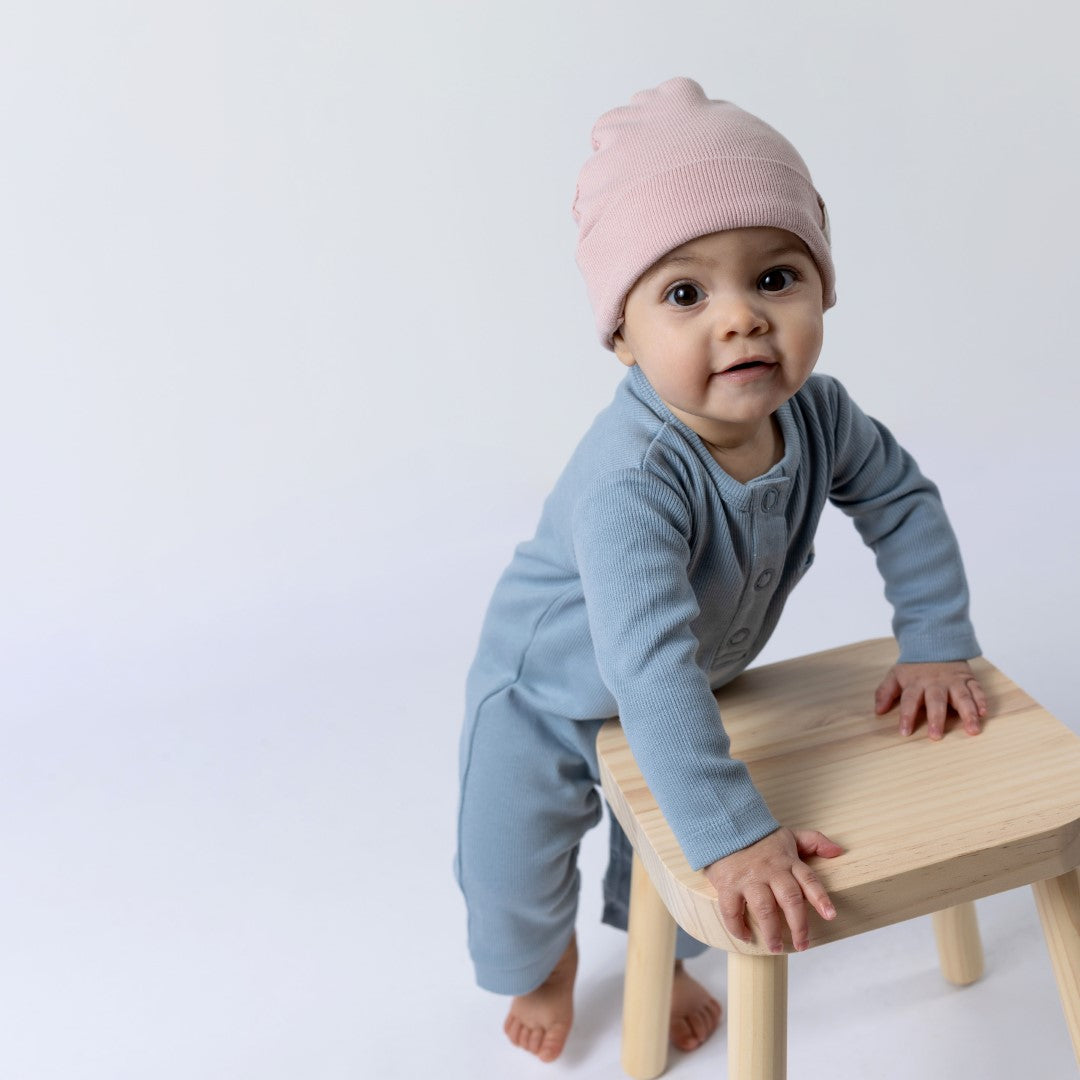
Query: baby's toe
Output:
[[671, 1016, 700, 1052], [537, 1023, 569, 1062], [694, 1008, 713, 1043], [703, 995, 722, 1026]]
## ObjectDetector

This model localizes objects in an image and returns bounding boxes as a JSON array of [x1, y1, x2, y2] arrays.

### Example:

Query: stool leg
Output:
[[932, 902, 984, 985], [621, 852, 676, 1080], [728, 951, 787, 1080], [1032, 869, 1080, 1066]]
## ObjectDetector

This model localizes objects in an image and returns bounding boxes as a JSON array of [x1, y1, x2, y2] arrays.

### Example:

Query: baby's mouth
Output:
[[717, 358, 777, 375]]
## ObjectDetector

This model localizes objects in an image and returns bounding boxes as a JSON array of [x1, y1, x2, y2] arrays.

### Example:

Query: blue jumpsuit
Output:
[[457, 365, 979, 994]]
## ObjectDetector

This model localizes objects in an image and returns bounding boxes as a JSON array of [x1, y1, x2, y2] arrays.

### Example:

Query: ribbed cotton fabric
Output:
[[461, 368, 979, 875], [573, 78, 836, 348]]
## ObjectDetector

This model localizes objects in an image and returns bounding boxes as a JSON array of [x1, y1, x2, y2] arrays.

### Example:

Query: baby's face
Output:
[[612, 227, 824, 451]]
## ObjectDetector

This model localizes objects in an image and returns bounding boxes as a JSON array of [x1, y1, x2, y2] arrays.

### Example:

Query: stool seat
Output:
[[597, 637, 1080, 1078]]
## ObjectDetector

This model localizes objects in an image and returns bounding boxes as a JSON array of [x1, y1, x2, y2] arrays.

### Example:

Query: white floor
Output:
[[5, 575, 1077, 1080], [2, 488, 1075, 1079], [373, 823, 1078, 1080]]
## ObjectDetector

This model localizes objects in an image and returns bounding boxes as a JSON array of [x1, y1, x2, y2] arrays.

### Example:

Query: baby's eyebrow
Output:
[[650, 242, 809, 276], [642, 253, 709, 281], [654, 254, 702, 270], [757, 241, 810, 259]]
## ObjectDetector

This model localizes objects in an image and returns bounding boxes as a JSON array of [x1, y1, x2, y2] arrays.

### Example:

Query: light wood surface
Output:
[[728, 953, 787, 1080], [1032, 870, 1080, 1057], [932, 903, 984, 985], [598, 638, 1080, 955], [621, 854, 677, 1080]]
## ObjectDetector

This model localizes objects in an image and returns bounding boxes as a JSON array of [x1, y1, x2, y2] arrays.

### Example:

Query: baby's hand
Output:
[[874, 660, 988, 740], [702, 827, 842, 953]]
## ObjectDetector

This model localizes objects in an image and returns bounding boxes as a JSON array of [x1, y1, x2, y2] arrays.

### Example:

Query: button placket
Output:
[[739, 483, 789, 638], [713, 487, 785, 671]]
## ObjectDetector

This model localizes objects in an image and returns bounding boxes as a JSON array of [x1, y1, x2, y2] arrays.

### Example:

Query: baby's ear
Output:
[[611, 329, 636, 368]]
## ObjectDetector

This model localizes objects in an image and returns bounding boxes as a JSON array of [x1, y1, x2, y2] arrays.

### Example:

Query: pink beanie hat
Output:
[[573, 78, 836, 349]]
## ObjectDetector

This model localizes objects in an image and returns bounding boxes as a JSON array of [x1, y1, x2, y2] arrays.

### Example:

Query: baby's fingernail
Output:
[[823, 904, 836, 919], [770, 942, 783, 954]]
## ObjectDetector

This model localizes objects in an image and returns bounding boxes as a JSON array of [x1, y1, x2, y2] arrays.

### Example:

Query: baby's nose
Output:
[[713, 293, 767, 337]]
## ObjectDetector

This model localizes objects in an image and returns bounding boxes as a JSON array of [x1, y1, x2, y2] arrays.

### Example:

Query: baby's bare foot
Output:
[[503, 935, 578, 1063], [669, 960, 722, 1052]]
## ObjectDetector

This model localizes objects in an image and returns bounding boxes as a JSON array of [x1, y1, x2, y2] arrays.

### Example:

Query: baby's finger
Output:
[[898, 685, 923, 737], [792, 860, 837, 924], [874, 670, 900, 715], [925, 685, 948, 741], [950, 682, 982, 736], [770, 875, 811, 952], [792, 828, 844, 860], [968, 677, 989, 717], [744, 884, 785, 954], [717, 890, 753, 947]]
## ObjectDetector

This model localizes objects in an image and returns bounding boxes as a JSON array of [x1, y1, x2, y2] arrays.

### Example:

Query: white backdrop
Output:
[[1, 2, 1077, 1077]]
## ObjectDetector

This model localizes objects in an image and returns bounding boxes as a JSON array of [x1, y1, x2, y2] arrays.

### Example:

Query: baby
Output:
[[456, 78, 988, 1063]]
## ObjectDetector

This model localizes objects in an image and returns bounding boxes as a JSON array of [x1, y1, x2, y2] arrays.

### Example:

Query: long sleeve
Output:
[[572, 467, 779, 870], [825, 380, 980, 663]]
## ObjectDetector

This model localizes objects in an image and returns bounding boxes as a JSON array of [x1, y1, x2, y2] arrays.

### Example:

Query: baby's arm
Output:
[[575, 469, 843, 950], [573, 469, 780, 869], [874, 660, 989, 739], [821, 379, 985, 733], [703, 827, 843, 953]]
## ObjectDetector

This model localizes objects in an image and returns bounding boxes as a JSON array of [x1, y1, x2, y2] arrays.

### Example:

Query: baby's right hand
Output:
[[702, 827, 843, 953]]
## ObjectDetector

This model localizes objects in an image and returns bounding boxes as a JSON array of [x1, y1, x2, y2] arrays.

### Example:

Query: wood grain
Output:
[[1032, 870, 1080, 1059], [728, 952, 787, 1080], [598, 638, 1080, 954], [620, 854, 676, 1080], [932, 903, 984, 985]]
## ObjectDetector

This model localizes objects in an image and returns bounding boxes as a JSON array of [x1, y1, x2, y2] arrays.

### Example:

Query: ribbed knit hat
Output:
[[573, 78, 835, 349]]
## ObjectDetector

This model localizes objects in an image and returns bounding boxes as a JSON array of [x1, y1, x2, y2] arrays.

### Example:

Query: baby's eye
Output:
[[663, 282, 704, 307], [758, 267, 798, 293]]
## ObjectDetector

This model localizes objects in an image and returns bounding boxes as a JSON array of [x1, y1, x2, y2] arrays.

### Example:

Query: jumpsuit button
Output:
[[762, 488, 779, 512], [754, 569, 773, 589], [728, 628, 750, 646]]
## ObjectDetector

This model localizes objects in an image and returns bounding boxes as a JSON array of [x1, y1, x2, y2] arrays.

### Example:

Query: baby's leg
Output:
[[504, 937, 722, 1059], [456, 689, 605, 1059], [456, 691, 721, 1059], [503, 932, 578, 1062]]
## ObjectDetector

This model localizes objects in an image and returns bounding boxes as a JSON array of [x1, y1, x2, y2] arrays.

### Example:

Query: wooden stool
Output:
[[597, 638, 1080, 1079]]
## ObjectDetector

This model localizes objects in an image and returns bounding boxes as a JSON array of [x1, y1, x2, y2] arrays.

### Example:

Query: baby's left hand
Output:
[[874, 661, 989, 740]]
